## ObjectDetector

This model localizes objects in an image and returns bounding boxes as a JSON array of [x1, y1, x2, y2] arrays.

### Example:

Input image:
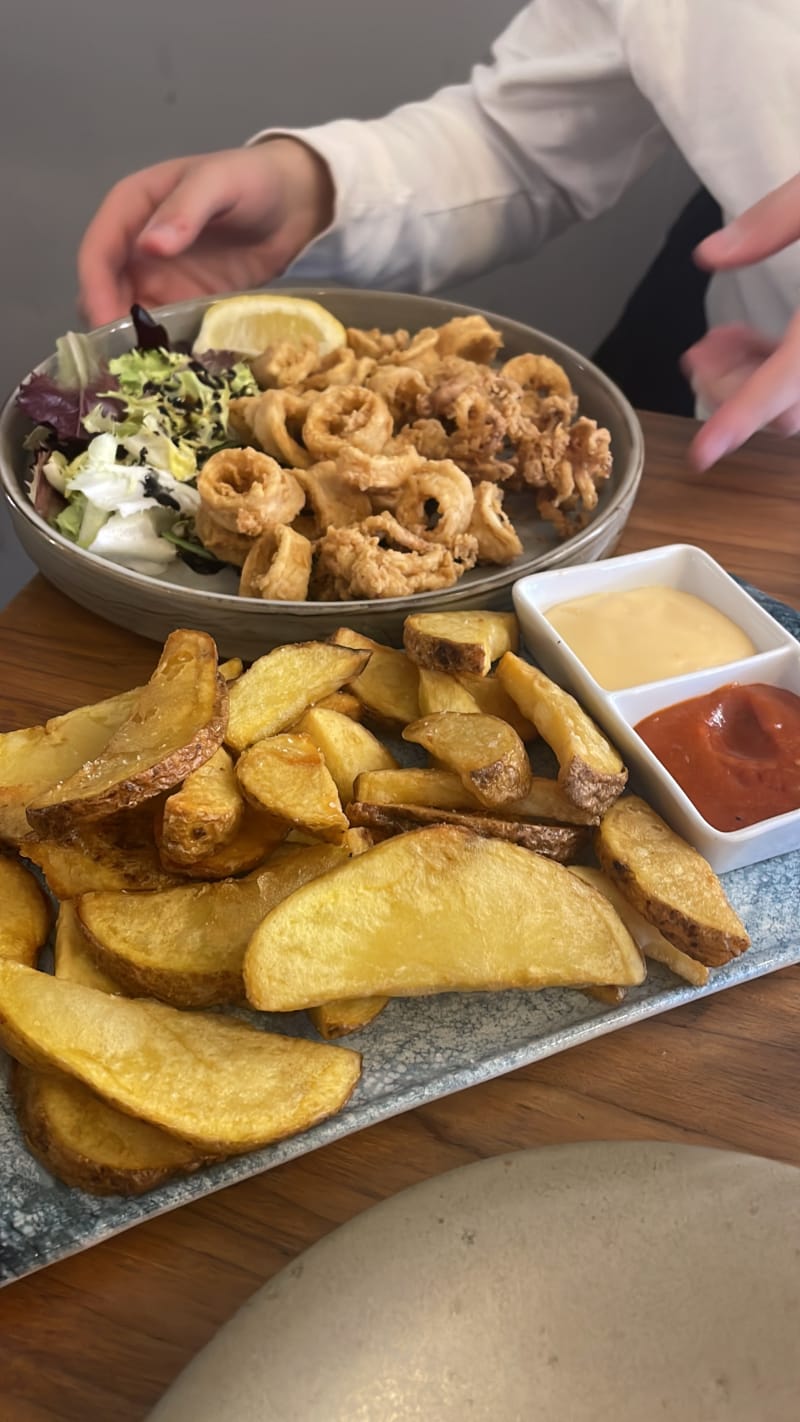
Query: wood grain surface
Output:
[[1, 411, 799, 1422]]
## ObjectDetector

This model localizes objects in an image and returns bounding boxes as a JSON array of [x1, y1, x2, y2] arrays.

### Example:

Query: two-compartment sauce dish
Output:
[[513, 544, 800, 873]]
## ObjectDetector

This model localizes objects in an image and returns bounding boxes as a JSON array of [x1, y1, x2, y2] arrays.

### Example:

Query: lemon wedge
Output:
[[192, 294, 346, 359]]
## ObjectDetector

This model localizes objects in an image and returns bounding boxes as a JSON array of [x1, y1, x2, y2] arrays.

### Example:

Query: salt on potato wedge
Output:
[[329, 628, 420, 726], [160, 747, 245, 866], [226, 642, 370, 753], [156, 804, 287, 880], [456, 672, 536, 741], [417, 668, 481, 716], [0, 961, 361, 1154], [0, 687, 140, 846], [27, 630, 228, 836], [570, 866, 709, 988], [244, 825, 645, 1011], [403, 712, 532, 809], [77, 842, 350, 1008], [347, 800, 587, 861], [22, 805, 184, 898], [403, 611, 518, 677], [296, 708, 397, 806], [237, 735, 348, 843], [595, 796, 750, 967], [0, 854, 52, 967], [497, 653, 627, 815]]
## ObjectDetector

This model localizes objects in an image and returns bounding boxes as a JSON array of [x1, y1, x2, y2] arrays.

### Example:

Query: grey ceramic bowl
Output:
[[0, 288, 644, 657]]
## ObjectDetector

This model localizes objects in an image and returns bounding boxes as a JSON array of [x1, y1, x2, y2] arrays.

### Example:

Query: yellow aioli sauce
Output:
[[545, 585, 756, 691]]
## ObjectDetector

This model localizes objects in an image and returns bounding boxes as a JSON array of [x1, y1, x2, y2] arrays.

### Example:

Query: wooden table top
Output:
[[1, 410, 799, 1422]]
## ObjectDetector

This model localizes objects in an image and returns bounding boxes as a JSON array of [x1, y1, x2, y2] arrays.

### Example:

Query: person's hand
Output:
[[682, 172, 800, 470], [77, 139, 334, 328]]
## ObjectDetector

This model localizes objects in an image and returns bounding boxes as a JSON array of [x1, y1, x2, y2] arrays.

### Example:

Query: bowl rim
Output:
[[0, 285, 645, 616]]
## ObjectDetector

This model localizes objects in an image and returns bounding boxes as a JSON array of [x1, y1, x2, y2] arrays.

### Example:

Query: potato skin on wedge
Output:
[[244, 825, 645, 1011], [403, 611, 518, 677], [0, 962, 361, 1154], [403, 712, 532, 809], [346, 801, 587, 862], [595, 796, 750, 967]]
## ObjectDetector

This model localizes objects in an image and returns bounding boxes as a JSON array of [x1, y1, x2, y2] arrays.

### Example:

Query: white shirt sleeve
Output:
[[249, 1, 669, 292]]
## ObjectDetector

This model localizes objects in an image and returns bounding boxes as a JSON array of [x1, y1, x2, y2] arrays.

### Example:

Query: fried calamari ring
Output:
[[198, 448, 306, 537], [294, 461, 372, 534], [252, 389, 317, 469], [393, 460, 475, 547], [227, 395, 260, 444], [301, 346, 376, 392], [366, 364, 429, 426], [467, 482, 523, 565], [313, 512, 477, 601], [336, 445, 423, 493], [302, 384, 393, 460], [346, 326, 411, 360], [435, 315, 503, 363], [501, 354, 576, 420], [250, 339, 319, 390], [194, 505, 255, 568], [390, 419, 452, 461], [239, 525, 312, 600]]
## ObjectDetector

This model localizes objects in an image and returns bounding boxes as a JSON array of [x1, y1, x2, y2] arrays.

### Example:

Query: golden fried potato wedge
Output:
[[11, 1065, 210, 1197], [308, 997, 388, 1040], [77, 843, 350, 1008], [329, 628, 420, 726], [219, 657, 243, 682], [157, 804, 287, 879], [346, 800, 587, 861], [595, 796, 749, 967], [570, 866, 709, 987], [22, 806, 183, 898], [0, 961, 361, 1154], [456, 672, 536, 741], [244, 825, 645, 1010], [0, 688, 140, 846], [417, 668, 480, 716], [296, 708, 397, 806], [497, 654, 626, 815], [403, 712, 531, 809], [353, 767, 479, 811], [310, 690, 363, 722], [226, 642, 371, 753], [0, 853, 51, 967], [237, 735, 349, 843], [54, 901, 127, 994], [403, 611, 518, 677], [505, 778, 599, 826], [27, 630, 227, 836], [160, 748, 245, 866]]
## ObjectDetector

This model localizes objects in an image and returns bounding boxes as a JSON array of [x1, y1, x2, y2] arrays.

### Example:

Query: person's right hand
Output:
[[77, 139, 334, 328]]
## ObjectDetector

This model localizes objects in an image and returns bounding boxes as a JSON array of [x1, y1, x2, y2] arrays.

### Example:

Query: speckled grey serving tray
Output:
[[2, 583, 798, 1287]]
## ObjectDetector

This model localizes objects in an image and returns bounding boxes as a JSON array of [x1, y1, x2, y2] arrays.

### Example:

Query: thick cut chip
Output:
[[505, 778, 599, 826], [244, 825, 645, 1010], [309, 690, 363, 722], [219, 658, 243, 682], [0, 688, 139, 846], [226, 642, 371, 753], [54, 901, 127, 994], [77, 843, 349, 1008], [417, 668, 480, 716], [595, 796, 750, 967], [570, 866, 708, 987], [346, 800, 587, 861], [456, 672, 536, 741], [296, 708, 397, 806], [237, 735, 349, 843], [27, 630, 227, 835], [0, 961, 362, 1154], [353, 767, 479, 811], [156, 804, 287, 879], [403, 611, 518, 677], [22, 806, 184, 898], [329, 628, 420, 726], [160, 748, 245, 866], [497, 654, 626, 815], [308, 997, 388, 1040], [403, 712, 531, 809], [0, 854, 51, 967]]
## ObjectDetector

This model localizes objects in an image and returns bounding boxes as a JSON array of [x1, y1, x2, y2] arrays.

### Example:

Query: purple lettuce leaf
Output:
[[28, 450, 66, 522], [16, 369, 122, 443]]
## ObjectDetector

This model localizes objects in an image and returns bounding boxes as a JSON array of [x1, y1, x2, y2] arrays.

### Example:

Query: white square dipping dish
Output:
[[512, 544, 800, 873]]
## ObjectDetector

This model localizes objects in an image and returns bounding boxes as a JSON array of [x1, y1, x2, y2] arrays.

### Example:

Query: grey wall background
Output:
[[0, 0, 696, 609]]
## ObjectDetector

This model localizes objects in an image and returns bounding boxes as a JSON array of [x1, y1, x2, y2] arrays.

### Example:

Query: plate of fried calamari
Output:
[[0, 289, 643, 656]]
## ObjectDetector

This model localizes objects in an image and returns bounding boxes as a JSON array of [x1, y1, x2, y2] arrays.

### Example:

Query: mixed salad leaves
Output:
[[17, 306, 257, 578]]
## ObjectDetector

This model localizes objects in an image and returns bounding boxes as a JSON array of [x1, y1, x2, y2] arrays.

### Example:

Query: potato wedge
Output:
[[244, 825, 645, 1010], [237, 735, 349, 843], [156, 803, 287, 879], [22, 807, 184, 898], [330, 628, 420, 726], [403, 611, 518, 676], [54, 901, 126, 994], [27, 630, 228, 835], [77, 842, 350, 1008], [505, 778, 599, 826], [219, 657, 243, 682], [456, 672, 536, 741], [346, 800, 587, 862], [497, 653, 627, 815], [307, 997, 388, 1040], [311, 690, 363, 722], [0, 961, 361, 1154], [353, 767, 480, 811], [403, 712, 531, 809], [570, 866, 709, 988], [160, 748, 245, 866], [0, 853, 51, 967], [595, 796, 750, 967], [296, 708, 397, 806], [417, 668, 480, 716], [11, 1065, 210, 1197], [0, 688, 140, 846], [226, 642, 370, 753]]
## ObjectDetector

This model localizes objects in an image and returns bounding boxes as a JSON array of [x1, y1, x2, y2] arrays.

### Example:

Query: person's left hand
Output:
[[681, 172, 800, 471]]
